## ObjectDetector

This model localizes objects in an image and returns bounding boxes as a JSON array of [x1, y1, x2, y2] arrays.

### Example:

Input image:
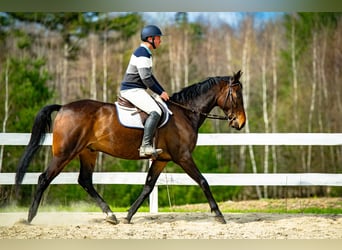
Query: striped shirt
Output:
[[121, 44, 164, 95]]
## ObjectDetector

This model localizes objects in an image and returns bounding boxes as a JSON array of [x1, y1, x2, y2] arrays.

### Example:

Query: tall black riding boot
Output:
[[139, 111, 163, 157]]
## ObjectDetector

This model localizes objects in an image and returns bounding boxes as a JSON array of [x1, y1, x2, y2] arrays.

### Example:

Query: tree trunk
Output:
[[307, 31, 318, 174], [90, 34, 97, 100], [291, 14, 306, 177], [168, 33, 176, 93], [291, 15, 299, 131], [262, 45, 269, 199], [241, 16, 262, 199], [168, 31, 182, 92], [333, 21, 342, 173], [224, 32, 232, 74], [62, 43, 69, 104], [103, 31, 108, 103], [183, 28, 189, 86], [0, 59, 9, 172], [206, 29, 215, 76], [318, 31, 327, 175], [271, 30, 279, 197]]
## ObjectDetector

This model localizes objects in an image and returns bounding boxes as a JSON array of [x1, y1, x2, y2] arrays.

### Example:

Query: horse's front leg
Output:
[[123, 160, 167, 224], [178, 156, 226, 224]]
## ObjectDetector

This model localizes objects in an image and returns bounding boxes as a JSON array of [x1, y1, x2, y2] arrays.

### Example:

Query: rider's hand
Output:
[[160, 91, 169, 101]]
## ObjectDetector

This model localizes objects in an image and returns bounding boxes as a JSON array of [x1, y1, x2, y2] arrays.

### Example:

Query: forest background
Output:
[[0, 12, 341, 209]]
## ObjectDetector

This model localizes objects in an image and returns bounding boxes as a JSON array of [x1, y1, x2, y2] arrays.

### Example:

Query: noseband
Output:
[[168, 81, 241, 121]]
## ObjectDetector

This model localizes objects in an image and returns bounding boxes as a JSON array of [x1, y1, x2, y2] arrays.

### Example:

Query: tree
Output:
[[0, 57, 54, 205], [8, 13, 96, 103], [270, 21, 281, 197]]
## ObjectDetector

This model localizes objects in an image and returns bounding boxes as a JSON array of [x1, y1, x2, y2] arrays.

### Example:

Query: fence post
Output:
[[147, 158, 158, 213], [149, 186, 158, 213]]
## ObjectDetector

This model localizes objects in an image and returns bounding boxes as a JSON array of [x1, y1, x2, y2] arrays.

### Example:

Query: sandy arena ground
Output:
[[1, 210, 341, 239]]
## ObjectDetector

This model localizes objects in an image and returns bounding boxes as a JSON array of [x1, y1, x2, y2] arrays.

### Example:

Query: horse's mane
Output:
[[170, 76, 230, 103]]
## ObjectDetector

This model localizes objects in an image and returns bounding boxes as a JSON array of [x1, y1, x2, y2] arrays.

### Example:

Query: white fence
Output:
[[1, 133, 342, 212]]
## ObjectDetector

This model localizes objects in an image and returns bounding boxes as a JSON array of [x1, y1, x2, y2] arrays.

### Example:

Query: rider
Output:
[[120, 24, 170, 158]]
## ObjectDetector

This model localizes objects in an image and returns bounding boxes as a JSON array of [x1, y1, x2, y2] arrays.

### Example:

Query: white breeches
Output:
[[120, 88, 162, 116]]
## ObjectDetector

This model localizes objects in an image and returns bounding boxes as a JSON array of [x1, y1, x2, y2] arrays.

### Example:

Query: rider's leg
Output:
[[120, 88, 163, 157], [139, 111, 162, 157]]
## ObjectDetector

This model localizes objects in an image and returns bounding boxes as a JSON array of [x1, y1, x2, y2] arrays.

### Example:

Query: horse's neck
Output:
[[182, 93, 217, 130], [195, 92, 217, 114]]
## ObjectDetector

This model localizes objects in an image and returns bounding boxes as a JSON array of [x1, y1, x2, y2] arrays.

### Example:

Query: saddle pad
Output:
[[115, 104, 144, 129], [115, 98, 172, 129]]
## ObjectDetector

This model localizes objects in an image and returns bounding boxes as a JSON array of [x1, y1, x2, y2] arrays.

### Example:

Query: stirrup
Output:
[[139, 145, 163, 158]]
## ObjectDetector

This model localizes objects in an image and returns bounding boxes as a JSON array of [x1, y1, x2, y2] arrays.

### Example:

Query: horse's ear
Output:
[[234, 70, 243, 81]]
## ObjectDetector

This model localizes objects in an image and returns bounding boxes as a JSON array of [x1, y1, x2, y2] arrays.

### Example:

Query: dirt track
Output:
[[1, 211, 341, 239]]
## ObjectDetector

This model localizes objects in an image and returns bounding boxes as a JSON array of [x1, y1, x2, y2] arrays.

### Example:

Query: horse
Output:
[[15, 70, 246, 225]]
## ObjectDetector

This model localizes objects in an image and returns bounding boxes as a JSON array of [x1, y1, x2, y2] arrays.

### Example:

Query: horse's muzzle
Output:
[[229, 116, 245, 130]]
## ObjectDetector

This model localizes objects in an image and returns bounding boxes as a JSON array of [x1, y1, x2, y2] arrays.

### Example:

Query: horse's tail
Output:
[[15, 104, 62, 189]]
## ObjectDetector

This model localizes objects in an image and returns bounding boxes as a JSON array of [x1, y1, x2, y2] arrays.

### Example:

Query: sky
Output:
[[142, 12, 284, 28]]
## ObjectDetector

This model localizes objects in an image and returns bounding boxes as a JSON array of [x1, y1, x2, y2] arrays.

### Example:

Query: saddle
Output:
[[115, 94, 172, 129]]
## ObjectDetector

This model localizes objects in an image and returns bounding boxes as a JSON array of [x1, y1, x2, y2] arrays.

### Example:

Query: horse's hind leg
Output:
[[28, 156, 71, 223], [78, 149, 118, 225]]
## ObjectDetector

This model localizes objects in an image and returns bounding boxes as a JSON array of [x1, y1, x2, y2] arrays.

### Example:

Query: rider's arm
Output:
[[138, 67, 165, 95]]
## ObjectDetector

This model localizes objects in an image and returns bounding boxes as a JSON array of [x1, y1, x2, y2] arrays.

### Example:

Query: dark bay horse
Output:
[[16, 70, 246, 224]]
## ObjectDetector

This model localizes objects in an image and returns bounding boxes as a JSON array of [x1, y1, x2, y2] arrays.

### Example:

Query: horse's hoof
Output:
[[215, 215, 227, 224], [121, 217, 131, 224], [105, 214, 119, 225]]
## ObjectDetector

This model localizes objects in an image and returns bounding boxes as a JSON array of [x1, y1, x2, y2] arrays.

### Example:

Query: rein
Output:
[[167, 81, 241, 121], [168, 100, 228, 120]]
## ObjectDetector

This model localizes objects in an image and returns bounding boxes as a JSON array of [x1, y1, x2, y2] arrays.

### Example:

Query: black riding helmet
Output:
[[141, 25, 163, 49]]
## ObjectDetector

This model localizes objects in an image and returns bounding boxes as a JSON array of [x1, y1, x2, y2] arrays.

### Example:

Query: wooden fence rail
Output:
[[1, 133, 342, 212]]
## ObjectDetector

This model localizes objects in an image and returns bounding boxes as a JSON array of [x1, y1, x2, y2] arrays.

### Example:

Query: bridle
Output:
[[168, 81, 241, 121]]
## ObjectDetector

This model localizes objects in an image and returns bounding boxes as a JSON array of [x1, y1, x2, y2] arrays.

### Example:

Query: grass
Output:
[[1, 198, 341, 214]]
